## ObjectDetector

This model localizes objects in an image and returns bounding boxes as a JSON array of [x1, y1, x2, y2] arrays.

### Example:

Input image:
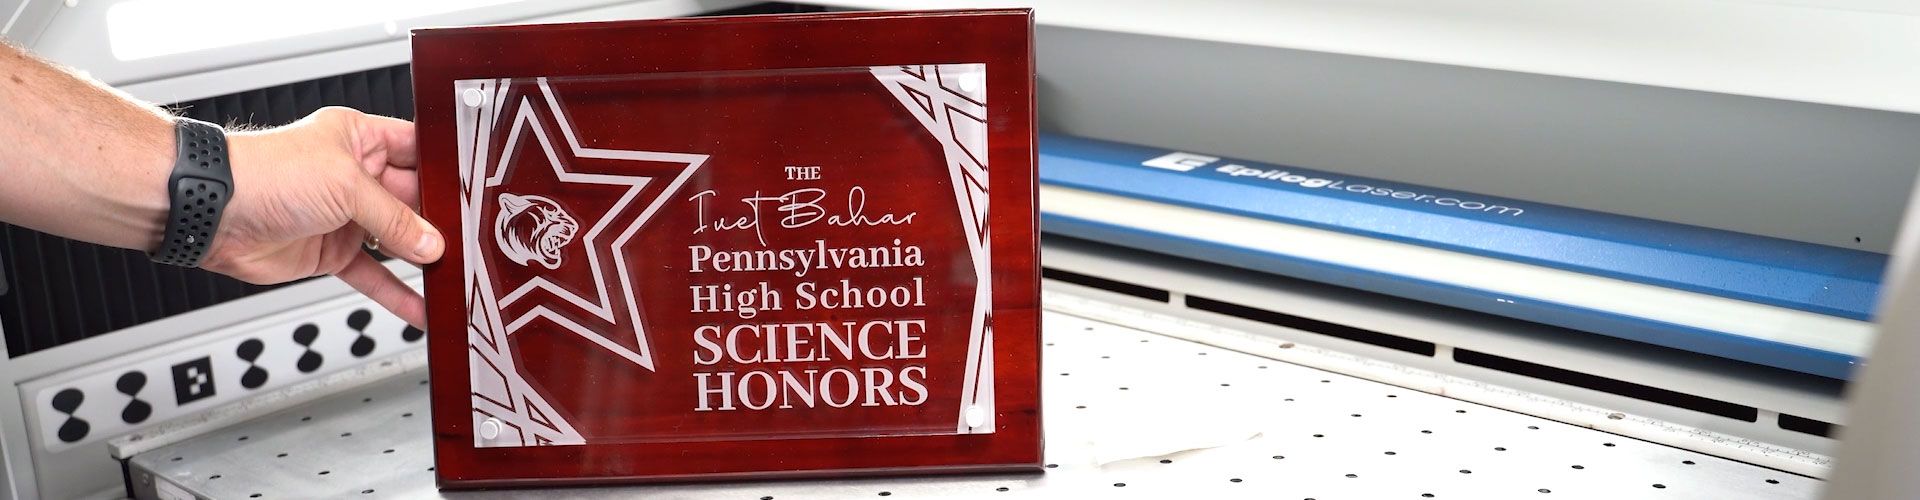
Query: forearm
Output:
[[0, 41, 175, 252]]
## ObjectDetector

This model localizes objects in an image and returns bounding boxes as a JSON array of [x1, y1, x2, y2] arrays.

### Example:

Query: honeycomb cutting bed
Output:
[[126, 295, 1819, 499]]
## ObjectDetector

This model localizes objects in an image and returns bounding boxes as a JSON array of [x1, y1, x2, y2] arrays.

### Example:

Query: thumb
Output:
[[349, 172, 443, 264]]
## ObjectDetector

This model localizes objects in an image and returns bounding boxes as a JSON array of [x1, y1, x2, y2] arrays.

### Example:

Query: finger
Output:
[[349, 172, 443, 264], [335, 251, 428, 330], [359, 114, 418, 169], [380, 166, 422, 212]]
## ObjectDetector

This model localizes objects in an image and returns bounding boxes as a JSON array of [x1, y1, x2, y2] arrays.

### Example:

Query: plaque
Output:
[[411, 9, 1039, 487]]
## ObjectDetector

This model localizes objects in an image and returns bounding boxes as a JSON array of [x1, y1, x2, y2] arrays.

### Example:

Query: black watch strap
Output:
[[149, 118, 234, 267]]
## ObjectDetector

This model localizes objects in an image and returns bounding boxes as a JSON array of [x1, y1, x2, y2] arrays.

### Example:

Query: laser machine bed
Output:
[[5, 1, 1920, 498]]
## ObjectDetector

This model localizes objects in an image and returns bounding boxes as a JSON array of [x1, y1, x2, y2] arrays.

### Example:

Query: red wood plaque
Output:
[[411, 9, 1039, 488]]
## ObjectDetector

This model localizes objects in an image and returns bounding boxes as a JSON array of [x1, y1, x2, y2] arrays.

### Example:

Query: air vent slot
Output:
[[1185, 295, 1437, 356], [1454, 348, 1759, 422], [1778, 413, 1837, 438], [1042, 267, 1170, 302]]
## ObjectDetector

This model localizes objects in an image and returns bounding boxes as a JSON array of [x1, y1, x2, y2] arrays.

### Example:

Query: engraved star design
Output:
[[479, 78, 706, 372]]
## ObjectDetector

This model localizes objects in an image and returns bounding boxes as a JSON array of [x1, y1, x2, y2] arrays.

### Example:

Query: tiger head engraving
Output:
[[493, 193, 578, 269]]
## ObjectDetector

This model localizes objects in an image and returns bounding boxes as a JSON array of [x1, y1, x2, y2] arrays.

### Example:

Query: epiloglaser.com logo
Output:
[[1143, 152, 1525, 217]]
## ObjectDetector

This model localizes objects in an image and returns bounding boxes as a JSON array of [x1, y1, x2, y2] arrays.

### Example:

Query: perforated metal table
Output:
[[124, 294, 1820, 499]]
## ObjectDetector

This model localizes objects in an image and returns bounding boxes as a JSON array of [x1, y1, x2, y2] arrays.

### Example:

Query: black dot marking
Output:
[[1653, 484, 1666, 489], [1272, 455, 1285, 460], [51, 388, 89, 443], [116, 372, 152, 424], [1423, 495, 1435, 498], [1572, 465, 1584, 469], [236, 339, 262, 359], [402, 326, 425, 342], [1495, 447, 1507, 451], [1767, 479, 1780, 484], [362, 490, 374, 495], [1230, 478, 1243, 483], [1113, 483, 1126, 488], [237, 339, 269, 389], [250, 494, 262, 498], [1045, 464, 1058, 468], [1682, 460, 1695, 465], [1456, 410, 1467, 413], [403, 413, 414, 418], [340, 432, 352, 437], [1421, 430, 1433, 434], [318, 470, 330, 475], [347, 309, 372, 329], [292, 324, 324, 373], [879, 492, 892, 496], [278, 453, 288, 458], [1539, 489, 1552, 494], [996, 487, 1009, 492], [293, 323, 319, 344], [383, 449, 395, 454], [210, 475, 221, 480], [1528, 425, 1540, 430], [171, 457, 182, 462], [1313, 434, 1324, 438], [1459, 469, 1472, 474], [1603, 443, 1616, 447], [1159, 459, 1172, 464], [1346, 474, 1358, 478], [1385, 451, 1397, 455], [237, 436, 248, 441], [347, 309, 376, 357]]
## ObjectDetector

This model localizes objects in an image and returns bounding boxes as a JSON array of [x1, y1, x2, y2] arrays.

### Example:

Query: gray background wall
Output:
[[1035, 26, 1920, 254]]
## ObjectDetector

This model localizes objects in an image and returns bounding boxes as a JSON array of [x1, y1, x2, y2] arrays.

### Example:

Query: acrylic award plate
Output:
[[411, 9, 1038, 487]]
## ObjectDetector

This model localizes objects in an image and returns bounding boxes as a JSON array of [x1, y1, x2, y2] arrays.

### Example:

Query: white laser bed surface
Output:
[[125, 292, 1820, 499]]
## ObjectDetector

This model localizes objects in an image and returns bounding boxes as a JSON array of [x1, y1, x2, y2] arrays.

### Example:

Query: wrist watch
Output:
[[148, 117, 234, 267]]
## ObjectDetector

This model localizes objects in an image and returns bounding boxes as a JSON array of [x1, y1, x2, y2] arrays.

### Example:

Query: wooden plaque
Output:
[[411, 9, 1039, 488]]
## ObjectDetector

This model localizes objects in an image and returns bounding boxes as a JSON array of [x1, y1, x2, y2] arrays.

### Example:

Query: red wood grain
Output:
[[411, 9, 1039, 488]]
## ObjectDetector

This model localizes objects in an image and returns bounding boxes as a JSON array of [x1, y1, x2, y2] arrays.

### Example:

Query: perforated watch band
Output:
[[149, 118, 233, 267]]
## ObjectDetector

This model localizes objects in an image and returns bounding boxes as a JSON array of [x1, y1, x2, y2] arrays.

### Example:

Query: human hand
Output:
[[202, 107, 443, 328]]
